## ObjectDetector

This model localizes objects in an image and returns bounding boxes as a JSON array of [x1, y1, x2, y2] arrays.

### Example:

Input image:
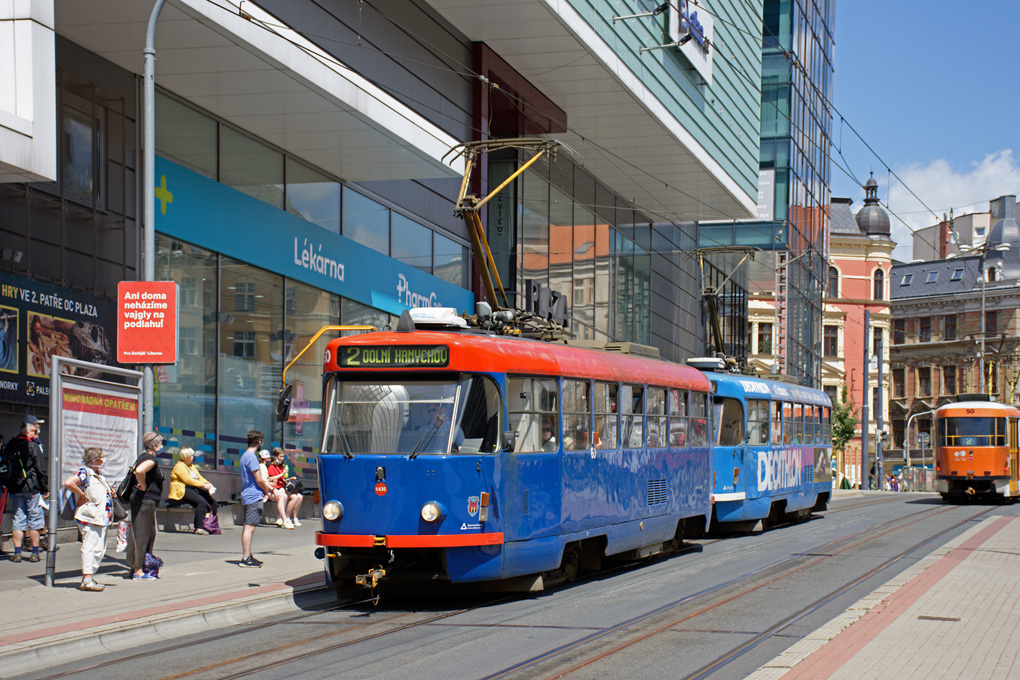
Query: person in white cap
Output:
[[2, 415, 48, 562]]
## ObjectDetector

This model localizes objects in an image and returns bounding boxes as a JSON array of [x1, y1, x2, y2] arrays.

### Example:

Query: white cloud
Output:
[[881, 150, 1020, 261]]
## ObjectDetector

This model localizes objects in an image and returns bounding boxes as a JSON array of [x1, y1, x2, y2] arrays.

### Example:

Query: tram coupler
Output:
[[355, 566, 387, 590]]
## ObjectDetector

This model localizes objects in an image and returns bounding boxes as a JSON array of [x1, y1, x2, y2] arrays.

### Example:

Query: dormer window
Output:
[[950, 268, 963, 281], [925, 271, 938, 283], [900, 273, 913, 285]]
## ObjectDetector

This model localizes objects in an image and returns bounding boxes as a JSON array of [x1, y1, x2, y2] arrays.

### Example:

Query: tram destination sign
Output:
[[340, 345, 450, 368]]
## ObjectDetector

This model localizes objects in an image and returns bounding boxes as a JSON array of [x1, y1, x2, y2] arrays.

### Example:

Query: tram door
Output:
[[1010, 418, 1019, 496]]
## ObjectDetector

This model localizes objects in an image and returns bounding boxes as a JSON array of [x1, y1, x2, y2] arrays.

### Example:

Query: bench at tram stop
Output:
[[155, 487, 320, 533]]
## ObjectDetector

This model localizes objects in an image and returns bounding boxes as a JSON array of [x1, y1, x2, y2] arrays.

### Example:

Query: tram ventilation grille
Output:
[[648, 479, 668, 505]]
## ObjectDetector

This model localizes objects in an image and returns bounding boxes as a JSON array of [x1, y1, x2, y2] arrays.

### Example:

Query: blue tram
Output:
[[312, 309, 713, 591], [697, 362, 833, 529]]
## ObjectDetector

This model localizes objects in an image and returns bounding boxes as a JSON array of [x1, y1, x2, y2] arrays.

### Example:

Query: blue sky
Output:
[[830, 2, 1020, 261]]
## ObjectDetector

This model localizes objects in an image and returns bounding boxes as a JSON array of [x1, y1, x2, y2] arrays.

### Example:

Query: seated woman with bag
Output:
[[270, 448, 304, 528], [168, 447, 219, 535]]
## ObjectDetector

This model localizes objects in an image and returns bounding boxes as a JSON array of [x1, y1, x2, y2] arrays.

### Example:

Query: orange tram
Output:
[[934, 396, 1020, 502]]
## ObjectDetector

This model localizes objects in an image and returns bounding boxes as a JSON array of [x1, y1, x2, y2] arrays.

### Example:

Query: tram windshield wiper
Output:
[[409, 414, 444, 460]]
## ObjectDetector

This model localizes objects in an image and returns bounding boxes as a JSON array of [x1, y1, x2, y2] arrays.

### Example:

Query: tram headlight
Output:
[[421, 501, 444, 523], [323, 501, 343, 521]]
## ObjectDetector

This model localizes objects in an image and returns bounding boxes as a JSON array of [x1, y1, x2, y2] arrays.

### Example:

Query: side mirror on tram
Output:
[[502, 431, 516, 452], [275, 383, 294, 422]]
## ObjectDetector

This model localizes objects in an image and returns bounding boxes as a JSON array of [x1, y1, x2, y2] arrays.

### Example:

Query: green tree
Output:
[[832, 384, 858, 455]]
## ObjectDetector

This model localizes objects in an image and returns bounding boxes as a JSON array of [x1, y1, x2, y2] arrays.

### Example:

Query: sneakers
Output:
[[282, 519, 294, 530], [79, 580, 105, 592], [28, 552, 40, 563], [275, 518, 284, 527], [132, 573, 158, 581], [290, 518, 302, 527], [10, 553, 22, 563], [194, 528, 210, 535], [239, 555, 263, 568]]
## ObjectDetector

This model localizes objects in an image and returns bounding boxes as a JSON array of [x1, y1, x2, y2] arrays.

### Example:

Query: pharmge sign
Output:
[[116, 281, 179, 364]]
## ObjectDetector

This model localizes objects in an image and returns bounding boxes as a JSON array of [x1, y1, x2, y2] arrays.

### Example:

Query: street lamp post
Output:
[[960, 242, 1010, 395]]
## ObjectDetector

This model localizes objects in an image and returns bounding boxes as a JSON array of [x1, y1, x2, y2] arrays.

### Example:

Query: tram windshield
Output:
[[322, 374, 502, 456], [937, 416, 1007, 447]]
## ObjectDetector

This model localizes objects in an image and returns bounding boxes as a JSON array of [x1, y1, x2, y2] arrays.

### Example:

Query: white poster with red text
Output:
[[59, 384, 139, 483]]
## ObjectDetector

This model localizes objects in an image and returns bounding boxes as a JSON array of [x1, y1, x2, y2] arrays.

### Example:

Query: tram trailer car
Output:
[[314, 315, 713, 592], [699, 365, 832, 530], [934, 398, 1020, 502]]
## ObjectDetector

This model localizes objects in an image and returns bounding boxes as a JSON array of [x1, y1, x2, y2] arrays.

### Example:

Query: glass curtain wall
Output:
[[504, 158, 651, 345]]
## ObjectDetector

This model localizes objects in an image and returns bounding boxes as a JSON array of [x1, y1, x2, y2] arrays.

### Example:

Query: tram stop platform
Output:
[[0, 491, 1018, 679], [748, 505, 1020, 679]]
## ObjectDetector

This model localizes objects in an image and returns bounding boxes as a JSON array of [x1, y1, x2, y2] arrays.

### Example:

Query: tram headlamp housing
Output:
[[421, 501, 444, 523], [323, 501, 343, 521]]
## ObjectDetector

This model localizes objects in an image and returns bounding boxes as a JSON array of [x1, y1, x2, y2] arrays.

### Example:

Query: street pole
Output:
[[142, 0, 167, 433], [979, 253, 986, 395], [862, 310, 870, 490], [877, 337, 884, 487]]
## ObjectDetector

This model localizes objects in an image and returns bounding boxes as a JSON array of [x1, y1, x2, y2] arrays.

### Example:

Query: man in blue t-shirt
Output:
[[239, 430, 272, 568]]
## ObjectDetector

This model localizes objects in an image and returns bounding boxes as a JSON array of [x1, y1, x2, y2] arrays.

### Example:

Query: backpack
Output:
[[0, 443, 23, 491]]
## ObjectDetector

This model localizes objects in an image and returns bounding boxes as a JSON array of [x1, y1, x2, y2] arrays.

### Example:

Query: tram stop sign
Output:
[[917, 432, 930, 447]]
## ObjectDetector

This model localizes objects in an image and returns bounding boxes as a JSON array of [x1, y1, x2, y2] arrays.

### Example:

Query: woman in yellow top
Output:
[[167, 447, 218, 534]]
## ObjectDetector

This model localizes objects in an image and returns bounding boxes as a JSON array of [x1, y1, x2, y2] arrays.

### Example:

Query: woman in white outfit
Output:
[[63, 447, 113, 591]]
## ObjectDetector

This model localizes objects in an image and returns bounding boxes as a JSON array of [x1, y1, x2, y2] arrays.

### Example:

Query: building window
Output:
[[918, 317, 931, 342], [893, 420, 905, 449], [944, 314, 956, 341], [873, 328, 883, 356], [951, 268, 963, 281], [180, 326, 199, 356], [234, 281, 256, 312], [893, 368, 905, 398], [900, 273, 913, 285], [893, 319, 905, 345], [823, 325, 838, 357], [828, 266, 839, 297], [233, 330, 256, 359], [925, 271, 938, 284], [873, 269, 885, 300], [986, 310, 997, 335], [62, 97, 104, 204], [918, 367, 931, 396], [758, 323, 773, 354], [943, 365, 956, 395], [823, 384, 837, 405]]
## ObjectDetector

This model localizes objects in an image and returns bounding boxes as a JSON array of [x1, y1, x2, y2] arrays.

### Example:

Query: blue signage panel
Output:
[[154, 157, 473, 316]]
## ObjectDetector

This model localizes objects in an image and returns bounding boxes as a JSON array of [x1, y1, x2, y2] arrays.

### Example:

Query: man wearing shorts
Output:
[[239, 430, 272, 567], [3, 415, 49, 562]]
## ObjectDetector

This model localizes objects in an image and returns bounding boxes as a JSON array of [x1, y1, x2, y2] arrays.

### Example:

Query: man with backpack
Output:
[[2, 415, 49, 562]]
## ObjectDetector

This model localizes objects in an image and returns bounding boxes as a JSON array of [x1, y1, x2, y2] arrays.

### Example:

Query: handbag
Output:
[[116, 466, 136, 504], [202, 513, 222, 535], [143, 552, 164, 578], [285, 479, 304, 494], [59, 490, 78, 521]]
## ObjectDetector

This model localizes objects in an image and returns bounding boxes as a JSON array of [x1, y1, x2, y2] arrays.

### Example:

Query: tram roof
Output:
[[935, 401, 1020, 417], [706, 371, 831, 407], [325, 330, 711, 391]]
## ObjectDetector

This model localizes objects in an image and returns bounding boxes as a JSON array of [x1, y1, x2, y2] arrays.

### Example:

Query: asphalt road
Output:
[[22, 492, 1015, 680]]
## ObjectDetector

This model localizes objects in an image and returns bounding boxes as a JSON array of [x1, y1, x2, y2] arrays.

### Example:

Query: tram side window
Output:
[[715, 397, 745, 446], [668, 388, 688, 447], [747, 399, 769, 445], [594, 381, 618, 449], [772, 402, 784, 445], [647, 387, 667, 448], [562, 379, 590, 451], [457, 376, 503, 454], [823, 407, 832, 442], [690, 391, 708, 447], [508, 376, 559, 453], [813, 406, 822, 445], [621, 384, 644, 448], [783, 403, 794, 444], [791, 403, 799, 446]]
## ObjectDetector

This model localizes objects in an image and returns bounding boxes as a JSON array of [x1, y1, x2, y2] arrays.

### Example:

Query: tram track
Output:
[[491, 504, 994, 680], [29, 502, 972, 680]]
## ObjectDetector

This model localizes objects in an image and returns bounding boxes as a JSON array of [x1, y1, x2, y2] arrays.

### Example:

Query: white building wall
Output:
[[0, 0, 56, 182]]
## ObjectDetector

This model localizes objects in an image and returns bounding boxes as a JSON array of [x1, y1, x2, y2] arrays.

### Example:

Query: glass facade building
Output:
[[701, 0, 835, 387]]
